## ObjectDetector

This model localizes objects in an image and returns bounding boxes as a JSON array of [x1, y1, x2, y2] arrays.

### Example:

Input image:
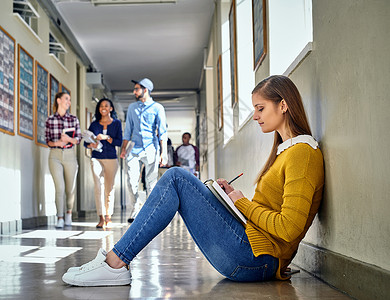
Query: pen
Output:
[[228, 173, 243, 185]]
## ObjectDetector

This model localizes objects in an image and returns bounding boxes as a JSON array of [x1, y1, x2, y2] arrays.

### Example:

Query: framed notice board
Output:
[[35, 61, 49, 146], [252, 0, 267, 71], [229, 0, 238, 107], [18, 45, 34, 139], [49, 74, 59, 115], [0, 26, 16, 135], [60, 83, 70, 96]]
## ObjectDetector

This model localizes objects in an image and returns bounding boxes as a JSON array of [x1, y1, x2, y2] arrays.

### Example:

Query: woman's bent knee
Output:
[[163, 167, 185, 178]]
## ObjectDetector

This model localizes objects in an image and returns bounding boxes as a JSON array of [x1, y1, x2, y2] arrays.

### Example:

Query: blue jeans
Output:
[[113, 167, 278, 282]]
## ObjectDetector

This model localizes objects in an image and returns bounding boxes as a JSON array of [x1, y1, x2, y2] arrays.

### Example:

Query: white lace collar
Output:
[[277, 135, 319, 155]]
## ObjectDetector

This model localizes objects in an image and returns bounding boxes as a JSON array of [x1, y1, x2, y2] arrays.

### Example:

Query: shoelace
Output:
[[79, 256, 104, 271]]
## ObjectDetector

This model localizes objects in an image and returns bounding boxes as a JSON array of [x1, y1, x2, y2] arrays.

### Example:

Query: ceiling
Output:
[[46, 0, 216, 111]]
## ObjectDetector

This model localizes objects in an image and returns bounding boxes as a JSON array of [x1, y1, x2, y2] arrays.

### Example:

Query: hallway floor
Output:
[[0, 212, 353, 300]]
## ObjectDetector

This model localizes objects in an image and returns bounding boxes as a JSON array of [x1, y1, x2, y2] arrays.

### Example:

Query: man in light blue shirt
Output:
[[120, 78, 168, 223]]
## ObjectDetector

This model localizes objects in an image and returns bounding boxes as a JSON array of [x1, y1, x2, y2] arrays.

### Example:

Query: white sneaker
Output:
[[65, 213, 72, 226], [64, 249, 111, 274], [65, 249, 106, 273], [62, 248, 131, 286], [56, 218, 64, 228]]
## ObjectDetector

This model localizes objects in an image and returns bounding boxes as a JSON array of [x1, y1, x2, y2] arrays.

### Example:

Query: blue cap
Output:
[[132, 78, 154, 92]]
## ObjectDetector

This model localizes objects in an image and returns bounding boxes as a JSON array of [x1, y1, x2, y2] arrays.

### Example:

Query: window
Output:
[[268, 0, 313, 75], [49, 33, 67, 69], [221, 3, 233, 144], [236, 0, 255, 126], [13, 0, 40, 35]]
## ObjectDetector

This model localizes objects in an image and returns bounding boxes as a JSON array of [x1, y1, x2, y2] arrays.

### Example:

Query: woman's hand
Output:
[[227, 190, 245, 203], [61, 133, 79, 146], [88, 142, 99, 149], [54, 140, 67, 148], [96, 134, 106, 140], [96, 133, 111, 141], [97, 134, 112, 143], [216, 178, 234, 194], [61, 133, 72, 144], [216, 178, 245, 203]]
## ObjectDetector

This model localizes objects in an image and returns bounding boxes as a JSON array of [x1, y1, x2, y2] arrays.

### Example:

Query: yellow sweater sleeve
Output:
[[235, 145, 318, 242]]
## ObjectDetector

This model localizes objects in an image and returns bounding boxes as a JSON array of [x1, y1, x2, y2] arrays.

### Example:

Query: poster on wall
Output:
[[252, 0, 267, 71], [18, 45, 34, 140], [0, 26, 16, 135], [49, 74, 59, 115], [35, 61, 49, 146], [60, 83, 70, 96], [229, 0, 238, 108]]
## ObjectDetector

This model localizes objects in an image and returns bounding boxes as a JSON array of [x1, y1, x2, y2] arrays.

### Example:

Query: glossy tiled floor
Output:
[[0, 212, 353, 300]]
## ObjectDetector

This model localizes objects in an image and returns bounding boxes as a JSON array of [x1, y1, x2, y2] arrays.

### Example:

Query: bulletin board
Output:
[[35, 61, 49, 147], [18, 44, 34, 140], [60, 83, 70, 96], [0, 26, 16, 135], [49, 74, 59, 115]]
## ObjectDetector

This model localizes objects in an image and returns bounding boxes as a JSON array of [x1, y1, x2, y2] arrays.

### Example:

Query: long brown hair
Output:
[[53, 92, 69, 113], [253, 75, 312, 182]]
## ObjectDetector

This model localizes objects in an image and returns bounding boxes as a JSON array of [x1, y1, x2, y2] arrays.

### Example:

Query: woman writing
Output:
[[85, 98, 123, 228], [63, 75, 324, 286], [45, 92, 81, 228]]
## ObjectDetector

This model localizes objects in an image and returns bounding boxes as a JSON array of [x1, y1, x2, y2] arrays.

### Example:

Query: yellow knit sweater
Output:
[[234, 142, 324, 280]]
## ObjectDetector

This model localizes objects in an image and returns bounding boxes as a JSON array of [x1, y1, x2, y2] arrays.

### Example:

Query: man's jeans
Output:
[[126, 147, 159, 218], [113, 167, 278, 282]]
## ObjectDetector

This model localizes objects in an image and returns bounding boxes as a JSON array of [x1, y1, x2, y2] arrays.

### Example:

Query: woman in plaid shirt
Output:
[[45, 92, 81, 228]]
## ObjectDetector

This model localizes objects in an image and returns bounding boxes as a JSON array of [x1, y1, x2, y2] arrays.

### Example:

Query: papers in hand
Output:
[[82, 130, 103, 152], [204, 179, 247, 224], [125, 141, 135, 157]]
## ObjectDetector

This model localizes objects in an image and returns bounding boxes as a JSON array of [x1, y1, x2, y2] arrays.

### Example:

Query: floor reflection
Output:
[[0, 213, 352, 299]]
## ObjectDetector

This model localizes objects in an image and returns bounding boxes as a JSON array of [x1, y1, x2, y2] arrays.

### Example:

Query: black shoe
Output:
[[127, 218, 134, 223]]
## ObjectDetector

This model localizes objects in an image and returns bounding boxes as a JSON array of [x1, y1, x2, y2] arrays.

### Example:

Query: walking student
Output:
[[84, 98, 123, 228], [45, 92, 81, 228], [174, 132, 199, 176], [119, 78, 168, 223], [63, 75, 324, 286]]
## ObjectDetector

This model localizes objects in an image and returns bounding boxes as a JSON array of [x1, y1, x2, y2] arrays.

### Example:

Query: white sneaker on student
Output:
[[65, 248, 106, 273], [56, 218, 64, 228], [62, 248, 131, 286], [64, 213, 72, 226]]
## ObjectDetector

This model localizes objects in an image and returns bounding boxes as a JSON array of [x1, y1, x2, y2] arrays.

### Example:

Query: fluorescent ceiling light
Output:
[[91, 0, 176, 6]]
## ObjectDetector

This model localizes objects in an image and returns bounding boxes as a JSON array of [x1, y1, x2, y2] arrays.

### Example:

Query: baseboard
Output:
[[293, 242, 390, 300], [0, 219, 22, 235], [22, 215, 50, 230], [20, 211, 98, 230], [77, 210, 97, 218]]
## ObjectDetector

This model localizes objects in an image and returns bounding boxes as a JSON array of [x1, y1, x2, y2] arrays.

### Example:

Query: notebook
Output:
[[204, 179, 247, 225]]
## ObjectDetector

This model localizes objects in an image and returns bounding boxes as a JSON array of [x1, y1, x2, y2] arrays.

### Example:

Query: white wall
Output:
[[0, 0, 98, 230], [208, 0, 390, 275], [296, 0, 390, 270]]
